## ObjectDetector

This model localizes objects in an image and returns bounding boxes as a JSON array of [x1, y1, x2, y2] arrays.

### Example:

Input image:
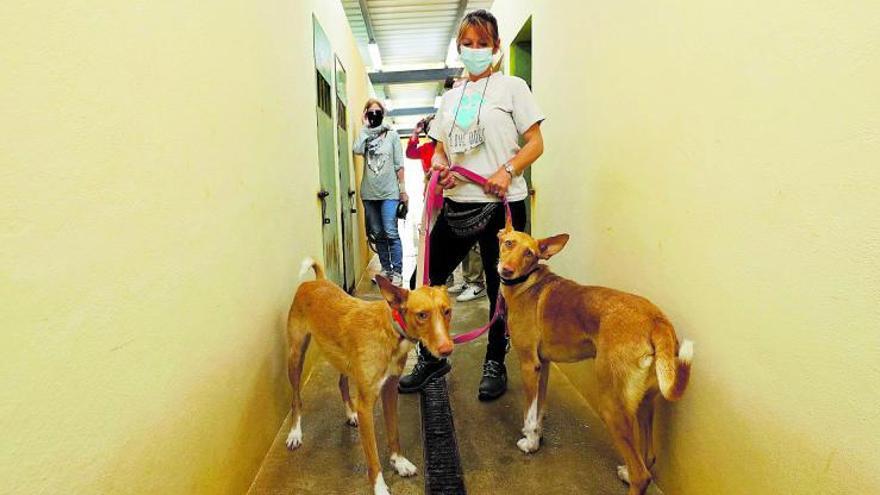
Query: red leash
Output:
[[419, 166, 511, 344]]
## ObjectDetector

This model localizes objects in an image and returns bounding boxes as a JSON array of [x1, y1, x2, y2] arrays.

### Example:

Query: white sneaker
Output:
[[447, 282, 467, 293], [456, 284, 486, 302], [392, 273, 404, 287]]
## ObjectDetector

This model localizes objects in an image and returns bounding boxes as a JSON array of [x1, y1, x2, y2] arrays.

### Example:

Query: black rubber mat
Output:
[[419, 377, 467, 495]]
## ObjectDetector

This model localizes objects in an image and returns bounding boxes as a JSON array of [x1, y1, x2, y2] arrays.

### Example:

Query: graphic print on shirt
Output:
[[367, 154, 384, 175], [366, 135, 388, 175], [454, 92, 484, 130], [448, 90, 487, 155]]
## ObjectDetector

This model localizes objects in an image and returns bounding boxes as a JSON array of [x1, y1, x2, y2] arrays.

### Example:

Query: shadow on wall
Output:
[[94, 306, 315, 495]]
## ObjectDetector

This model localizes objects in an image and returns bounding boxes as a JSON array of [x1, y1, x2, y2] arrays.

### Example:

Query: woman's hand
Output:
[[485, 168, 512, 198], [433, 161, 457, 190], [399, 191, 409, 203]]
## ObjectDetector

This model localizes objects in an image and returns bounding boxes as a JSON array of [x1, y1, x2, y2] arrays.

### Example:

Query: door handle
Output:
[[348, 190, 356, 213], [317, 190, 331, 225]]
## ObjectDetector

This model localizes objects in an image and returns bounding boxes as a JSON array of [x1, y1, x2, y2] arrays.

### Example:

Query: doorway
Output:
[[509, 16, 534, 233]]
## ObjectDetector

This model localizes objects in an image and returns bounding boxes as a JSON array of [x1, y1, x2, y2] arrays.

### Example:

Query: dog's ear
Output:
[[377, 275, 408, 309], [537, 234, 570, 259], [498, 213, 514, 238]]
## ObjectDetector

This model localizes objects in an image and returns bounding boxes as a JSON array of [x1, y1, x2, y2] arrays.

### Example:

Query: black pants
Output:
[[419, 199, 527, 363]]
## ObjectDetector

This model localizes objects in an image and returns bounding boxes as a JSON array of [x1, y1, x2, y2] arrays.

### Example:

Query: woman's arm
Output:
[[483, 122, 544, 198], [397, 168, 407, 202], [405, 133, 421, 160], [352, 127, 369, 155], [509, 122, 544, 174], [405, 123, 424, 159], [431, 141, 456, 190], [392, 136, 408, 202]]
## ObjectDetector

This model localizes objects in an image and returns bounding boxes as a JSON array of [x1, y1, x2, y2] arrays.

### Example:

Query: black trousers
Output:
[[418, 199, 527, 363]]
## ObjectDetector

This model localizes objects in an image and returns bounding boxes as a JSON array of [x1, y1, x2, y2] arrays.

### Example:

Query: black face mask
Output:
[[366, 110, 384, 128]]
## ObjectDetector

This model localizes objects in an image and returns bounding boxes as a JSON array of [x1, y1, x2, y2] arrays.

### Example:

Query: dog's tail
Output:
[[298, 257, 325, 280], [652, 318, 693, 401]]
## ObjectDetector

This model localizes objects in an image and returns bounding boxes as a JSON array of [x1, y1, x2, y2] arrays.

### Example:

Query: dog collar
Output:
[[391, 309, 418, 343], [499, 268, 538, 286]]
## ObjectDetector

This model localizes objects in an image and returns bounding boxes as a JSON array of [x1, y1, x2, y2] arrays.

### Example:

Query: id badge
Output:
[[447, 122, 485, 154]]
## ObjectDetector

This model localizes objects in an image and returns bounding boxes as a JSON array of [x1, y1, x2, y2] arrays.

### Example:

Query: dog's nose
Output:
[[438, 341, 454, 357], [500, 266, 514, 278]]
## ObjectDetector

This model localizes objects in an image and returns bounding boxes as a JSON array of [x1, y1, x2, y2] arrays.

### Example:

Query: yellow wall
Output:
[[0, 2, 371, 493], [491, 1, 880, 493]]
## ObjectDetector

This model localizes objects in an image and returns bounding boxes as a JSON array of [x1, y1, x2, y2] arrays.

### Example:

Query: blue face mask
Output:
[[459, 46, 494, 75]]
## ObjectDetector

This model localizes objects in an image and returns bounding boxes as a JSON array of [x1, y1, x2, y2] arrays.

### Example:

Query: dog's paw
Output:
[[345, 413, 359, 427], [344, 403, 359, 427], [391, 454, 418, 477], [285, 428, 302, 450], [285, 417, 302, 450], [373, 473, 391, 495], [616, 465, 630, 484], [516, 435, 540, 454]]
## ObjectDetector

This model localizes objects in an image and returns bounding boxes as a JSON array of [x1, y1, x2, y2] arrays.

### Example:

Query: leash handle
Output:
[[419, 166, 512, 287], [448, 165, 512, 223], [418, 164, 512, 344]]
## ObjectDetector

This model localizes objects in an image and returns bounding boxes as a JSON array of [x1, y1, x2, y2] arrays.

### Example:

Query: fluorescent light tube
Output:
[[368, 42, 382, 71]]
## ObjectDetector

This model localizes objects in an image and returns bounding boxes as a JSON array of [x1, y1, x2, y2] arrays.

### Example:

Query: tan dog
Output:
[[497, 226, 693, 495], [286, 258, 454, 495]]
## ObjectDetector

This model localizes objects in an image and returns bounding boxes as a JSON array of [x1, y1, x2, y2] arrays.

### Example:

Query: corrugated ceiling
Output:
[[341, 0, 492, 130]]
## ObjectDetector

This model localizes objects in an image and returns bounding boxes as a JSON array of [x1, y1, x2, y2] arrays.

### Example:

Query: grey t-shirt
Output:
[[354, 127, 403, 200], [429, 73, 544, 203]]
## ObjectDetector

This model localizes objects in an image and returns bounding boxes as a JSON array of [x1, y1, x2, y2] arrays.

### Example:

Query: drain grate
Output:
[[419, 377, 467, 495]]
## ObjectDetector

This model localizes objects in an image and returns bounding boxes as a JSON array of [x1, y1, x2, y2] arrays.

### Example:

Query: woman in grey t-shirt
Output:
[[399, 10, 545, 401], [353, 99, 406, 286]]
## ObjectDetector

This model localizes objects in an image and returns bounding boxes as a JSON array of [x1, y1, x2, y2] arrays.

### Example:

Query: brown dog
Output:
[[497, 226, 693, 495], [286, 258, 454, 495]]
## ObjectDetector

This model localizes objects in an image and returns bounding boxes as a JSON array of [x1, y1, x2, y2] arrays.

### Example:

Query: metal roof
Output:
[[342, 0, 493, 130]]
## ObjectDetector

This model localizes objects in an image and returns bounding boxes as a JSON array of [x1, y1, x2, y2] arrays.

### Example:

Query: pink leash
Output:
[[419, 166, 511, 344]]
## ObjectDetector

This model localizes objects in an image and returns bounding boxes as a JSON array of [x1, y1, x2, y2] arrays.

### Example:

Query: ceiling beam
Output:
[[445, 0, 468, 63], [453, 0, 469, 30], [388, 106, 437, 117], [357, 0, 376, 43], [369, 67, 462, 85]]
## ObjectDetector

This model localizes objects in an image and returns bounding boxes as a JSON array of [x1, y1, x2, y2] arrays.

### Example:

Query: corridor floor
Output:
[[248, 272, 663, 494]]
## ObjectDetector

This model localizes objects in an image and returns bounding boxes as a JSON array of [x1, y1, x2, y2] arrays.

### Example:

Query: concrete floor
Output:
[[248, 271, 662, 495]]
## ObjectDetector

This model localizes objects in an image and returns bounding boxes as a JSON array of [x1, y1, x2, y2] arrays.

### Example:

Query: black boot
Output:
[[478, 359, 507, 401], [398, 352, 451, 393]]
